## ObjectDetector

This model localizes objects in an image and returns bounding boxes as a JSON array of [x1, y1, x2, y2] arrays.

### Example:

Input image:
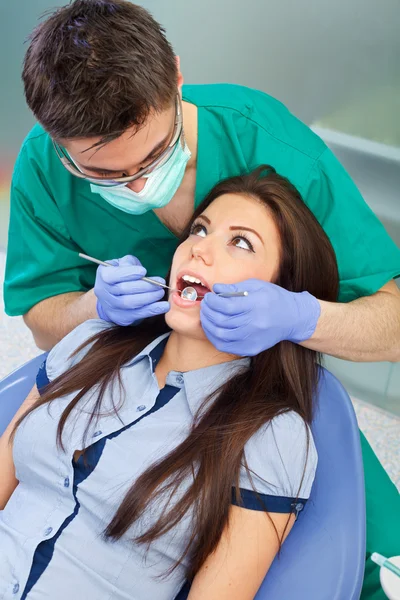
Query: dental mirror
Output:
[[181, 286, 198, 301]]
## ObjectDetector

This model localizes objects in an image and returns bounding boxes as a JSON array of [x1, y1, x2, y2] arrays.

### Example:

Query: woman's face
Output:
[[166, 193, 281, 340]]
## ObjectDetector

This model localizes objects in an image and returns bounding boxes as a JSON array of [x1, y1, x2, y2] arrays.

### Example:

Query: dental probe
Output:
[[79, 253, 173, 290], [78, 253, 248, 298]]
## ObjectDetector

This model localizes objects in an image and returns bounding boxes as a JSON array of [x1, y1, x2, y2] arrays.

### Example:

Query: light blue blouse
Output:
[[0, 320, 317, 600]]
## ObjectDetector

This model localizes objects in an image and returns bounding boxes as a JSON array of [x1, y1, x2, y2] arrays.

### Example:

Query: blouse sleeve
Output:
[[233, 411, 318, 518]]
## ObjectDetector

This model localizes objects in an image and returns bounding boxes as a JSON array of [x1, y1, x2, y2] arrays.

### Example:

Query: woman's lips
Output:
[[171, 270, 213, 308], [171, 290, 201, 308]]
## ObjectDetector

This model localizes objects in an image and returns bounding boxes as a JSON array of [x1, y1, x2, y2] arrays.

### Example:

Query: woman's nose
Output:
[[191, 238, 213, 264], [126, 178, 147, 193]]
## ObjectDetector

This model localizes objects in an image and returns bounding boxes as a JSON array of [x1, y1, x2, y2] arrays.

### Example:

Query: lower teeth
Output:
[[181, 286, 198, 301]]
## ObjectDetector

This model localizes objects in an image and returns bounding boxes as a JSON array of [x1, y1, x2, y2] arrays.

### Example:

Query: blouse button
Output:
[[63, 477, 70, 488], [293, 502, 304, 519], [176, 374, 184, 385], [44, 527, 53, 536], [93, 430, 102, 438], [12, 583, 19, 594], [137, 405, 146, 412]]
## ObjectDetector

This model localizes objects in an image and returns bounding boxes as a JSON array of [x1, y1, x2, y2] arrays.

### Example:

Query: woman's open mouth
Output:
[[172, 273, 212, 307]]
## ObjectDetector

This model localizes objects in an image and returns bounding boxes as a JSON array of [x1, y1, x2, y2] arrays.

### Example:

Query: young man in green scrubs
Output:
[[4, 1, 400, 597]]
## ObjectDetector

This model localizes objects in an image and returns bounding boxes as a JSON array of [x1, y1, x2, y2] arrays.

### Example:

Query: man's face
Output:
[[61, 102, 176, 193]]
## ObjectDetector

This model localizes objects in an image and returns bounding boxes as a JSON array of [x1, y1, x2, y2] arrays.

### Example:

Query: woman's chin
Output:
[[165, 304, 206, 340]]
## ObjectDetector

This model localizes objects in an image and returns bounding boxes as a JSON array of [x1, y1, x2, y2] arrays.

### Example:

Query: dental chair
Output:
[[0, 355, 366, 599]]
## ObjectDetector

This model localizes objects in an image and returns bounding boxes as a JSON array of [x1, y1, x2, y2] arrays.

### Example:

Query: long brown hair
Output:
[[12, 166, 339, 580]]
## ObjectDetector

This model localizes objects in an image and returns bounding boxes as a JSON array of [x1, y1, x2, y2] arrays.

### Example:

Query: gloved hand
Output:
[[200, 279, 321, 356], [94, 255, 170, 326]]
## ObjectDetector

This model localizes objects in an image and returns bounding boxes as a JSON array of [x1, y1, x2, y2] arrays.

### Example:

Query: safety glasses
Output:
[[52, 94, 183, 187]]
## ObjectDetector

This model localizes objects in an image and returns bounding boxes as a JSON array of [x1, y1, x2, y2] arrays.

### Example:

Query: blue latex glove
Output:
[[200, 279, 321, 356], [94, 255, 170, 326]]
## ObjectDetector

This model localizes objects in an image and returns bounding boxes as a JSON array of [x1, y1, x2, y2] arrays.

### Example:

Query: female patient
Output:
[[0, 166, 338, 600]]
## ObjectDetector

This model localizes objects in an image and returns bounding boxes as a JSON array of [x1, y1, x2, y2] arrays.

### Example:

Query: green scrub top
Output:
[[4, 84, 400, 316]]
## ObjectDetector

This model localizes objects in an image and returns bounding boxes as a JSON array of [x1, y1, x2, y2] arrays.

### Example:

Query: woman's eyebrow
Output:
[[197, 214, 211, 224], [229, 226, 264, 244], [197, 216, 264, 244]]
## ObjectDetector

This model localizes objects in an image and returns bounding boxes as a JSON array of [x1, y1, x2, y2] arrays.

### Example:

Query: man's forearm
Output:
[[23, 290, 98, 351], [302, 281, 400, 362]]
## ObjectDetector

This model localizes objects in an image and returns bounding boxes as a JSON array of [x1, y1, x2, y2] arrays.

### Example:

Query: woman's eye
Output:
[[190, 224, 207, 237], [231, 236, 254, 252]]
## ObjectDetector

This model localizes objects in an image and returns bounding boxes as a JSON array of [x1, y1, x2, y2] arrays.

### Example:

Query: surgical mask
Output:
[[90, 139, 191, 215]]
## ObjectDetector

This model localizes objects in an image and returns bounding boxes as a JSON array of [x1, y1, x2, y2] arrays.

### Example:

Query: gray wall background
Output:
[[1, 0, 399, 158]]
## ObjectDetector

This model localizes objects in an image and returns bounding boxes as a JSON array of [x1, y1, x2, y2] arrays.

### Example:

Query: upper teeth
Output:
[[182, 274, 204, 285]]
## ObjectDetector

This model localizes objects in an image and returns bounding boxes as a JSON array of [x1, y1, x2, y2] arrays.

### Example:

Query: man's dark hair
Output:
[[23, 0, 178, 141]]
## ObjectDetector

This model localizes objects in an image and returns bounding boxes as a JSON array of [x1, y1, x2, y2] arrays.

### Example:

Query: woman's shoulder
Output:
[[249, 410, 314, 449], [243, 411, 318, 500], [46, 319, 113, 381]]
